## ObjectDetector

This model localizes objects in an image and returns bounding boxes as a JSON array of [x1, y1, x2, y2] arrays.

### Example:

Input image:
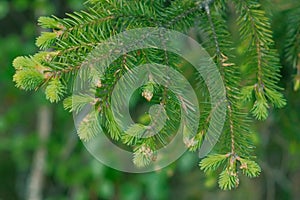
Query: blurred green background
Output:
[[0, 0, 299, 199]]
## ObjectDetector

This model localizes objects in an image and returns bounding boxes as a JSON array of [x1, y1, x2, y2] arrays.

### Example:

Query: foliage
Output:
[[10, 0, 300, 192]]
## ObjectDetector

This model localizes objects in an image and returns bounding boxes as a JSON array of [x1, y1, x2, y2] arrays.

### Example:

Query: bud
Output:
[[142, 90, 153, 101], [142, 82, 154, 101]]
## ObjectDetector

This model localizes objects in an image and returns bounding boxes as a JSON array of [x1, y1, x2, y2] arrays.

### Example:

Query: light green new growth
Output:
[[45, 78, 66, 103]]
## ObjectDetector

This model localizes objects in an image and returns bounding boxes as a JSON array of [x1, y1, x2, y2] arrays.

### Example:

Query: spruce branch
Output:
[[11, 0, 287, 190], [204, 1, 238, 156], [234, 0, 286, 119], [198, 2, 259, 190]]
